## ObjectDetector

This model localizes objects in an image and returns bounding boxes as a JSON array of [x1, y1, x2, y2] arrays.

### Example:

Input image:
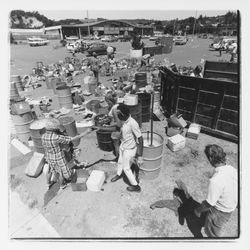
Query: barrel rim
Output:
[[143, 155, 163, 161], [139, 166, 161, 172], [142, 131, 164, 147], [56, 86, 70, 91], [59, 116, 75, 125]]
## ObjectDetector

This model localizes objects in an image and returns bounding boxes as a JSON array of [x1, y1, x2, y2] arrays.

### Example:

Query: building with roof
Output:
[[44, 20, 154, 40]]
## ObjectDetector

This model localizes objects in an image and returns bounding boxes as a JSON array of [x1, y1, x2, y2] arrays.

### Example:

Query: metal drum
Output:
[[96, 129, 115, 152], [139, 132, 164, 180], [137, 92, 151, 122], [29, 119, 48, 154], [135, 72, 147, 89], [48, 77, 65, 93], [12, 112, 34, 143], [10, 82, 20, 101], [56, 86, 73, 109], [59, 116, 80, 147], [11, 75, 24, 93]]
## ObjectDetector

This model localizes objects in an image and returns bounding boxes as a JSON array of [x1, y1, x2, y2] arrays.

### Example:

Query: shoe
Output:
[[60, 179, 71, 190], [111, 175, 122, 182], [127, 185, 141, 192], [46, 181, 56, 190], [60, 182, 68, 190]]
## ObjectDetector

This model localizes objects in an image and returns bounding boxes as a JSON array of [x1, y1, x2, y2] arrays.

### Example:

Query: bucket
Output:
[[29, 119, 48, 153], [11, 75, 24, 93], [127, 102, 142, 127], [137, 92, 151, 122], [88, 77, 98, 94], [59, 116, 80, 147], [139, 132, 164, 180], [96, 128, 115, 152], [56, 86, 73, 109], [12, 112, 34, 143], [10, 82, 19, 101], [135, 72, 147, 89]]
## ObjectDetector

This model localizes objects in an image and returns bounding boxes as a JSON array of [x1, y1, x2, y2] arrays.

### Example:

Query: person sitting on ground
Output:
[[110, 104, 144, 192], [42, 118, 92, 190], [194, 144, 238, 237], [229, 41, 237, 63]]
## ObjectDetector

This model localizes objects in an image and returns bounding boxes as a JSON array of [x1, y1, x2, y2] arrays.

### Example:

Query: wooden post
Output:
[[191, 81, 201, 122], [150, 91, 154, 146], [212, 87, 225, 129]]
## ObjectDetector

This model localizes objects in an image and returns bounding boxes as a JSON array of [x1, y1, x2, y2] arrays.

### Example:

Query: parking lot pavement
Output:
[[9, 192, 60, 238]]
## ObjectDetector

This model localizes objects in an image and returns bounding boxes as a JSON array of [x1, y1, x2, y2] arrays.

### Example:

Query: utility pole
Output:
[[87, 10, 90, 36], [192, 10, 198, 38]]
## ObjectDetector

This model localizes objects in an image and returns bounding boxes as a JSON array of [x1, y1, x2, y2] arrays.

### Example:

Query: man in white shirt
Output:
[[230, 42, 237, 62], [111, 104, 143, 192], [194, 144, 238, 237]]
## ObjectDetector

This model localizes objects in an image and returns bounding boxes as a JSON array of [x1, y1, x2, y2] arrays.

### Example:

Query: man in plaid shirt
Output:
[[42, 119, 91, 190]]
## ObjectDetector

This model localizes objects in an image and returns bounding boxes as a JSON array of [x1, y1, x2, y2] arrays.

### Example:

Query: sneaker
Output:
[[127, 185, 141, 192], [46, 181, 56, 190], [111, 175, 122, 182]]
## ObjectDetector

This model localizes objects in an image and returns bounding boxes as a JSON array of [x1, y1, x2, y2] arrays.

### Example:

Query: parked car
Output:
[[27, 37, 49, 47], [210, 37, 237, 51], [86, 43, 116, 56], [149, 36, 159, 41], [174, 36, 188, 45], [101, 36, 118, 42], [119, 35, 131, 42]]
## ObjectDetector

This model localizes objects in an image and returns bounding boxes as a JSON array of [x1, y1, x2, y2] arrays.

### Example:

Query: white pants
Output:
[[117, 147, 138, 186]]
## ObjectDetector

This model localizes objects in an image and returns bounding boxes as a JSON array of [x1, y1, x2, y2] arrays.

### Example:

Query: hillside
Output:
[[10, 10, 238, 34]]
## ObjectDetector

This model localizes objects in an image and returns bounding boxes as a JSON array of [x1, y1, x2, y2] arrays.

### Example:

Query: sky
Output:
[[38, 10, 231, 21]]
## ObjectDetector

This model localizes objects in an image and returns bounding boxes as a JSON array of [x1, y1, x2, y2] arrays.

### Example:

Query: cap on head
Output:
[[45, 119, 61, 131]]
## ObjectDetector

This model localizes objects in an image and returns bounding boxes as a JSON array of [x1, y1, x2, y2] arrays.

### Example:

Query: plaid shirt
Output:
[[42, 131, 72, 179]]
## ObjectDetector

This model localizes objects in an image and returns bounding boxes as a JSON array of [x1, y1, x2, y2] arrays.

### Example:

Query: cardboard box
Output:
[[25, 152, 45, 178], [168, 113, 187, 128], [124, 94, 138, 106], [187, 123, 201, 140], [166, 126, 183, 137], [167, 134, 186, 152], [86, 170, 105, 192]]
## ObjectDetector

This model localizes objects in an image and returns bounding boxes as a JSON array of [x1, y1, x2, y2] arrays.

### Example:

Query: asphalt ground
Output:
[[10, 37, 232, 76]]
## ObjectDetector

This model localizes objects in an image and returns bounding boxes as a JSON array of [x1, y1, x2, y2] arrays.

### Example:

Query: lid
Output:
[[168, 134, 185, 144], [30, 119, 48, 130]]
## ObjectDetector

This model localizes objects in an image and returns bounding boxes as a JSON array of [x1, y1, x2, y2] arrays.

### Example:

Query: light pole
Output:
[[87, 10, 90, 36], [192, 10, 198, 39]]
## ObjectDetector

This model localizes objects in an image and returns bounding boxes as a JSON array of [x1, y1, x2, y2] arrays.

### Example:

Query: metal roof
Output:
[[46, 20, 153, 30]]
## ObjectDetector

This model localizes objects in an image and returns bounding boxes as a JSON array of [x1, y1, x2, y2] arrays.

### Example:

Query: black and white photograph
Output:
[[3, 0, 248, 247]]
